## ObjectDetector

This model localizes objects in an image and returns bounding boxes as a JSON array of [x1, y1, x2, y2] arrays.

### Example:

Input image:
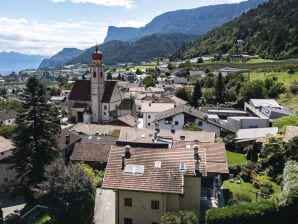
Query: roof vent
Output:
[[125, 145, 131, 158], [179, 162, 186, 171], [154, 161, 161, 169]]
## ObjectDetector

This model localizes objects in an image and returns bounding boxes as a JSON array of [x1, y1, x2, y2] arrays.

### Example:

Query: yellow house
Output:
[[102, 141, 228, 224]]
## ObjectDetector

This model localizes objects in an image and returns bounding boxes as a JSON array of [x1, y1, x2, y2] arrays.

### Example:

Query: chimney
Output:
[[125, 145, 131, 158], [153, 130, 158, 142], [195, 161, 201, 177], [121, 154, 125, 170], [193, 145, 199, 161], [65, 134, 70, 145]]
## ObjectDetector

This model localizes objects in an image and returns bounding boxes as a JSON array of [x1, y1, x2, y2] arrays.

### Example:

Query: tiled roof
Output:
[[103, 146, 195, 194], [70, 142, 111, 162], [116, 115, 137, 127], [102, 81, 117, 103], [56, 129, 81, 151], [118, 98, 134, 110], [141, 103, 175, 113], [0, 136, 15, 153], [283, 126, 298, 142], [119, 128, 215, 143], [0, 110, 17, 120], [69, 80, 91, 101], [102, 142, 228, 193]]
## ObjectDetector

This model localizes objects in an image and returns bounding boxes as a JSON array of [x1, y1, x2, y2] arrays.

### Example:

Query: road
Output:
[[94, 188, 115, 224]]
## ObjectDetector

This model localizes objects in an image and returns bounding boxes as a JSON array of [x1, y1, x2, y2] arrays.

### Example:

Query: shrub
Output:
[[206, 200, 278, 224], [161, 210, 198, 224], [227, 193, 252, 205]]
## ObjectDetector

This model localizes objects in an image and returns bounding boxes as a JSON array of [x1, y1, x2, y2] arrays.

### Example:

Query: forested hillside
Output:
[[66, 33, 196, 66], [172, 0, 298, 60]]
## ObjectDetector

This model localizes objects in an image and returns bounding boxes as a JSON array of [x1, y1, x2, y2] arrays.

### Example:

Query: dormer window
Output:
[[93, 71, 96, 78]]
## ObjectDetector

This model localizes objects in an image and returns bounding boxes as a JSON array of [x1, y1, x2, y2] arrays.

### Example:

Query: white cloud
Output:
[[116, 19, 150, 28], [0, 17, 108, 56], [52, 0, 136, 9]]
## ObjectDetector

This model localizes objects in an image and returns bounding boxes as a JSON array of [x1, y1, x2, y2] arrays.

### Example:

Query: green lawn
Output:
[[222, 175, 281, 202], [247, 71, 298, 86], [246, 58, 276, 64], [226, 151, 246, 166], [35, 214, 51, 224], [277, 92, 298, 113]]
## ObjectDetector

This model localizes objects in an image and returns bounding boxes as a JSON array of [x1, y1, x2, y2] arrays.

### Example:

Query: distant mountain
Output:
[[0, 52, 45, 75], [104, 0, 267, 42], [38, 48, 83, 70], [66, 33, 197, 66], [171, 0, 298, 60]]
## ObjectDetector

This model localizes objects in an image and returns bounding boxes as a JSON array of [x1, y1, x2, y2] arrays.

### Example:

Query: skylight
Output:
[[154, 161, 161, 169], [179, 162, 186, 171], [124, 165, 144, 174]]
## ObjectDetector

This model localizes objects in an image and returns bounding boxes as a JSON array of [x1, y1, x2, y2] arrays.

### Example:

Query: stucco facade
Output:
[[115, 176, 201, 224]]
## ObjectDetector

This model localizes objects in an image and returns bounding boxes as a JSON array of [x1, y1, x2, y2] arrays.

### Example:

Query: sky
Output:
[[0, 0, 244, 56]]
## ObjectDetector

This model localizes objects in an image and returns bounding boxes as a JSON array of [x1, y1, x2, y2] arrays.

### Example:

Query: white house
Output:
[[154, 105, 236, 137], [0, 110, 17, 126], [141, 103, 175, 128]]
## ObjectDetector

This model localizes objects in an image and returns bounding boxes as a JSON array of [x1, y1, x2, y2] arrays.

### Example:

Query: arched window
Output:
[[93, 71, 96, 78], [100, 72, 103, 78]]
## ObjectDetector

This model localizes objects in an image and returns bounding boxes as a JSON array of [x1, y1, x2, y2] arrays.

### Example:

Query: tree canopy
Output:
[[12, 77, 60, 200], [161, 210, 198, 224], [33, 160, 96, 224]]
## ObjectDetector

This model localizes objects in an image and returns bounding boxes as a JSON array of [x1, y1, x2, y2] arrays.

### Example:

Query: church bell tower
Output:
[[91, 46, 105, 123]]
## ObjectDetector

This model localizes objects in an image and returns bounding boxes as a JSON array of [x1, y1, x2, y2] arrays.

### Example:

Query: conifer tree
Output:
[[191, 81, 202, 108], [215, 72, 224, 103], [12, 77, 60, 200]]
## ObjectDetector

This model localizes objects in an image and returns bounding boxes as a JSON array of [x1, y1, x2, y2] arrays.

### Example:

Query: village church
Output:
[[68, 47, 123, 123]]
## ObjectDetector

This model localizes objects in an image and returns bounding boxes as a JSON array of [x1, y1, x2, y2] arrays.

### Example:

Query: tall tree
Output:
[[143, 75, 156, 88], [215, 72, 224, 103], [12, 77, 60, 200], [176, 87, 191, 102], [191, 81, 202, 108], [33, 160, 96, 224]]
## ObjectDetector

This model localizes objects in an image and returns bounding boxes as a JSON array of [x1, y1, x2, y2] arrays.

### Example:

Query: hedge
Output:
[[206, 200, 278, 224]]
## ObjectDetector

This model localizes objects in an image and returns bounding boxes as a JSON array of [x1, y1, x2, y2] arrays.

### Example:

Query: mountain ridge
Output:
[[104, 0, 267, 42]]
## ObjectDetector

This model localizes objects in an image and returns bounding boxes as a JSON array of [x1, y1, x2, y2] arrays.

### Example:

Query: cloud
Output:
[[52, 0, 136, 9], [0, 17, 108, 56], [116, 19, 150, 28]]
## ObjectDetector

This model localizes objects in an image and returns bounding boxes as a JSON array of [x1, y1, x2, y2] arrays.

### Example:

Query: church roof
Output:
[[69, 80, 91, 101], [102, 81, 117, 103]]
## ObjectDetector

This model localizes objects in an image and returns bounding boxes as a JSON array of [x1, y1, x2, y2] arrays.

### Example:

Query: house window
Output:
[[148, 115, 151, 119], [3, 177, 9, 183], [4, 165, 9, 172], [148, 123, 151, 127], [104, 105, 107, 110], [175, 121, 179, 126], [100, 72, 103, 78], [124, 218, 133, 224], [93, 71, 96, 78], [124, 198, 132, 207], [198, 121, 203, 126], [151, 200, 159, 209], [165, 117, 172, 124], [103, 112, 106, 116]]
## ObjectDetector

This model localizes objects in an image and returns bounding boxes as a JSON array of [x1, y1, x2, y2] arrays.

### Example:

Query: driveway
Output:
[[94, 188, 115, 224]]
